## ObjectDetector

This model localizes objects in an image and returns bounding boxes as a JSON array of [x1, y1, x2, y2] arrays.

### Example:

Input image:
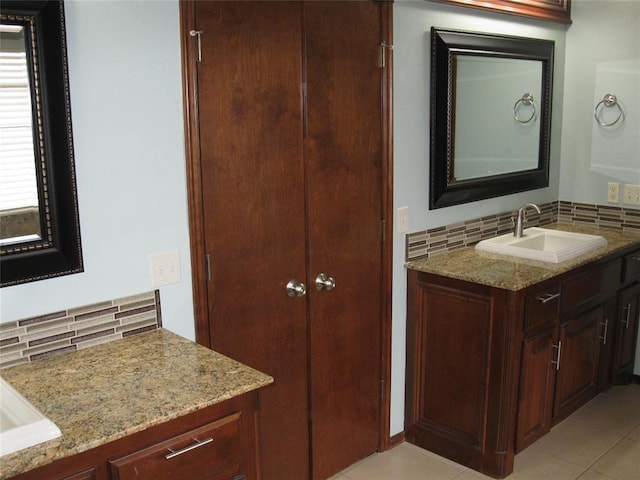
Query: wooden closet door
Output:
[[305, 3, 383, 478], [193, 3, 310, 479], [190, 2, 386, 479]]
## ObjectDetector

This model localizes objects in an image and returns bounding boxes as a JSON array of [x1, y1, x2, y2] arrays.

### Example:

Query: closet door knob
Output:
[[315, 273, 336, 291], [286, 279, 307, 297]]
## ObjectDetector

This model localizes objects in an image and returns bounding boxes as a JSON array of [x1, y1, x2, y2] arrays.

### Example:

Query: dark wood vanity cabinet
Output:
[[406, 245, 640, 479], [11, 392, 260, 480], [516, 281, 559, 452]]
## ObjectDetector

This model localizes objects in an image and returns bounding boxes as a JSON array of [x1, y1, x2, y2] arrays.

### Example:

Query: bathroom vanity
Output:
[[405, 224, 640, 479], [0, 329, 273, 480]]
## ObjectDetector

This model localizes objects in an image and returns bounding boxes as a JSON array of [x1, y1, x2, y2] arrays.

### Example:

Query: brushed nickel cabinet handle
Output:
[[551, 341, 562, 371], [600, 319, 609, 345], [622, 304, 631, 329], [536, 292, 560, 304], [165, 437, 213, 460]]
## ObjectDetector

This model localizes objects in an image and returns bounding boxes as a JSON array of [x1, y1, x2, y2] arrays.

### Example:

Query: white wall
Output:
[[560, 0, 640, 201], [0, 0, 196, 341], [392, 0, 567, 436], [557, 0, 639, 376]]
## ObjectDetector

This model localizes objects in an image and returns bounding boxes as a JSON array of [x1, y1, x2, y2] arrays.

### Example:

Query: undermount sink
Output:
[[475, 227, 608, 263], [0, 377, 61, 457]]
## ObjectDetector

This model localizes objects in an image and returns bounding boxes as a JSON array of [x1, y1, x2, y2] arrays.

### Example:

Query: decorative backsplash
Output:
[[406, 201, 640, 261], [0, 290, 162, 369]]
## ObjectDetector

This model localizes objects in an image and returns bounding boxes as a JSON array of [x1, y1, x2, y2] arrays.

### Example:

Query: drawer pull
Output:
[[536, 292, 560, 304], [165, 437, 213, 460], [622, 304, 631, 329], [551, 341, 562, 371], [600, 319, 609, 345]]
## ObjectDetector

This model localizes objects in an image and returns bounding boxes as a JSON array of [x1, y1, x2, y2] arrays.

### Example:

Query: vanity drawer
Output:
[[561, 260, 621, 314], [622, 249, 640, 285], [524, 283, 561, 332], [110, 412, 243, 480]]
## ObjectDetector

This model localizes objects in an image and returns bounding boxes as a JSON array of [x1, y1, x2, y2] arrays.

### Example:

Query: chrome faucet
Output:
[[514, 203, 541, 238]]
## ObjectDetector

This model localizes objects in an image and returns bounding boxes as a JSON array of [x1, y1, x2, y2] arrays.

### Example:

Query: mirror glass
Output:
[[0, 24, 44, 245], [453, 56, 542, 180], [0, 0, 82, 287], [430, 28, 554, 209]]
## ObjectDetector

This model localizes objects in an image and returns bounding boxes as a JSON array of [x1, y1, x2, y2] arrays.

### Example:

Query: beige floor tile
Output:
[[602, 384, 640, 404], [509, 447, 586, 480], [451, 469, 495, 479], [334, 385, 640, 480], [571, 393, 640, 436], [342, 443, 465, 480], [626, 424, 640, 442], [591, 438, 640, 480], [531, 417, 622, 467], [576, 470, 616, 480]]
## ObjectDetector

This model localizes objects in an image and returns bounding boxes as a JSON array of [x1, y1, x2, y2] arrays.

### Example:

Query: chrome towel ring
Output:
[[594, 93, 624, 127], [513, 93, 537, 124]]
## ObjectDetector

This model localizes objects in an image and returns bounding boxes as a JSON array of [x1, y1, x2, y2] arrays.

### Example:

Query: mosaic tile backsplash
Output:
[[406, 201, 640, 261], [0, 290, 162, 369]]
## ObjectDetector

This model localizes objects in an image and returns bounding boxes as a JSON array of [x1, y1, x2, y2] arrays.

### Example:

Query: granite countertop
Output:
[[0, 329, 273, 479], [406, 223, 640, 291]]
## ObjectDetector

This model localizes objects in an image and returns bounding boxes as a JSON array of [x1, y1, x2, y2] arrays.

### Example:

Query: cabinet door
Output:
[[612, 283, 640, 384], [553, 306, 602, 421], [304, 3, 384, 478], [516, 328, 556, 452], [597, 296, 617, 391], [193, 3, 310, 478]]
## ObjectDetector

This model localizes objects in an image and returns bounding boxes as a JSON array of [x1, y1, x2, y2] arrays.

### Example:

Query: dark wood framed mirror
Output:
[[430, 28, 554, 209], [0, 0, 82, 287]]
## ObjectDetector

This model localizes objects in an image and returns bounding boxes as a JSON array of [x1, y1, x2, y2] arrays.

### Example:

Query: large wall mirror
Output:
[[0, 0, 82, 287], [430, 28, 554, 209]]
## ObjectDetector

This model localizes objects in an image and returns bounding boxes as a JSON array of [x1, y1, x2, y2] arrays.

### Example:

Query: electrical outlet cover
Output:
[[150, 251, 181, 287]]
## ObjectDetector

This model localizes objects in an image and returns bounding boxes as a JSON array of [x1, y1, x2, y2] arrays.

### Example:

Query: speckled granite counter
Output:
[[0, 329, 273, 479], [406, 223, 640, 291]]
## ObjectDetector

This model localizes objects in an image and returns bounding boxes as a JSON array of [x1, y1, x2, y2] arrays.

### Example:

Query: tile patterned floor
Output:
[[331, 384, 640, 480]]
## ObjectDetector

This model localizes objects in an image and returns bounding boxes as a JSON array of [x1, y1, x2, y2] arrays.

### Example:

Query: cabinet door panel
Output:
[[415, 283, 492, 447], [554, 307, 602, 421], [597, 297, 617, 391], [612, 283, 640, 383], [516, 328, 555, 452]]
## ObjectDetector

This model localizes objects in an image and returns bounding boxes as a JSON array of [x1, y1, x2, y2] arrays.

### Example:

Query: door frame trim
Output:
[[178, 0, 394, 453]]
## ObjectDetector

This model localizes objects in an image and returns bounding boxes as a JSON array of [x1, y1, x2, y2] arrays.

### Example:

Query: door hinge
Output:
[[381, 219, 386, 243], [205, 254, 211, 282], [190, 30, 203, 62], [379, 42, 393, 68], [380, 379, 385, 399]]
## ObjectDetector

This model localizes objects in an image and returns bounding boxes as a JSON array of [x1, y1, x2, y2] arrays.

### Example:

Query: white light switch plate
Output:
[[397, 207, 409, 233], [150, 251, 181, 287]]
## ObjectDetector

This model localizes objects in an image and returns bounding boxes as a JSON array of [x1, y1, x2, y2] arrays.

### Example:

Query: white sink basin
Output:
[[0, 377, 61, 457], [475, 227, 608, 263]]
